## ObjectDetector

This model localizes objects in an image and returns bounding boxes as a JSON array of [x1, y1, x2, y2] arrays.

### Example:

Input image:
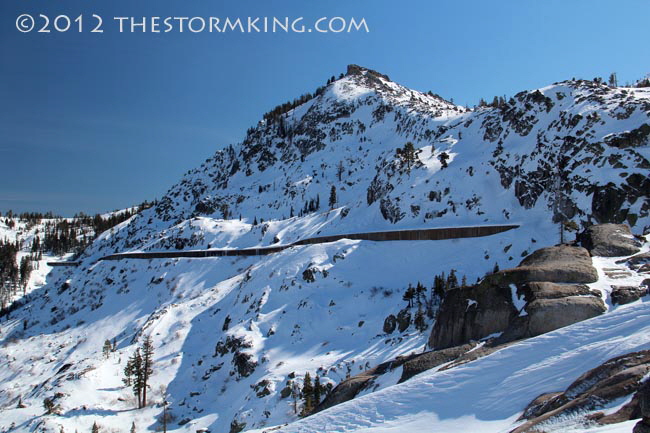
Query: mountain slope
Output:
[[0, 66, 649, 433]]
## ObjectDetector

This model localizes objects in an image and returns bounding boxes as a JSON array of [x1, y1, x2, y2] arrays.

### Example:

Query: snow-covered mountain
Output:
[[0, 65, 649, 433]]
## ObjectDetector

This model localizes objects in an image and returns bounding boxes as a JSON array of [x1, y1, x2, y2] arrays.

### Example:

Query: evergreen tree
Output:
[[102, 340, 112, 359], [91, 422, 99, 433], [438, 152, 450, 169], [141, 335, 155, 408], [446, 269, 458, 289], [124, 348, 144, 408], [313, 374, 322, 407], [608, 72, 618, 87], [414, 308, 427, 332], [130, 422, 136, 433], [396, 142, 419, 173], [301, 372, 314, 415], [414, 282, 427, 307], [336, 161, 345, 181], [402, 284, 415, 308], [328, 186, 337, 209], [291, 381, 300, 414]]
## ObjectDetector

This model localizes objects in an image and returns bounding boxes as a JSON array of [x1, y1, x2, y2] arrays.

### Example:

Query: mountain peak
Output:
[[345, 64, 391, 82]]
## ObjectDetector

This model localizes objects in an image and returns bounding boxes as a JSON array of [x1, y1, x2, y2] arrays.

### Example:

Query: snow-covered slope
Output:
[[0, 66, 649, 433]]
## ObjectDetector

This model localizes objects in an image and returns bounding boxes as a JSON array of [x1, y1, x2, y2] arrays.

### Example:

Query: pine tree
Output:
[[608, 72, 618, 87], [124, 348, 144, 408], [141, 335, 155, 408], [415, 282, 427, 308], [130, 422, 136, 433], [328, 186, 337, 209], [313, 374, 322, 407], [402, 284, 415, 308], [336, 161, 345, 181], [446, 269, 458, 289], [291, 381, 300, 414], [102, 339, 112, 359], [396, 142, 418, 173], [414, 308, 427, 332], [438, 152, 450, 169], [301, 372, 314, 415], [91, 421, 99, 433]]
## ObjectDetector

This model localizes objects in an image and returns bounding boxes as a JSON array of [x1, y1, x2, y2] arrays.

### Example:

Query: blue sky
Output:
[[1, 0, 649, 216]]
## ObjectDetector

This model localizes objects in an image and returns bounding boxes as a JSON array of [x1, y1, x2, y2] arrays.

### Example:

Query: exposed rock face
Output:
[[579, 223, 642, 257], [399, 342, 477, 383], [618, 252, 650, 270], [611, 285, 648, 305], [316, 356, 413, 413], [523, 297, 606, 337], [514, 350, 650, 433], [483, 245, 598, 285], [430, 244, 602, 350], [519, 282, 598, 300], [634, 380, 650, 433], [428, 284, 517, 349]]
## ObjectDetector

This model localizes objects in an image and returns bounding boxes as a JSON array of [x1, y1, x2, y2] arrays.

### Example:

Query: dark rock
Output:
[[396, 309, 411, 333], [428, 284, 516, 350], [232, 351, 257, 378], [316, 375, 372, 412], [399, 342, 476, 383], [579, 223, 641, 257], [483, 245, 598, 285], [591, 184, 629, 225], [611, 285, 647, 305], [383, 315, 397, 334], [634, 422, 650, 433]]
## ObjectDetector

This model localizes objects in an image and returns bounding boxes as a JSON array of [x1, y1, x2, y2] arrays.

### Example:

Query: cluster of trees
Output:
[[395, 142, 420, 173], [0, 240, 35, 310], [295, 371, 332, 417], [401, 269, 465, 333], [0, 203, 154, 313]]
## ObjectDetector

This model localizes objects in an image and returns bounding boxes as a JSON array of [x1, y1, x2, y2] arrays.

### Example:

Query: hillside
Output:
[[0, 66, 649, 433]]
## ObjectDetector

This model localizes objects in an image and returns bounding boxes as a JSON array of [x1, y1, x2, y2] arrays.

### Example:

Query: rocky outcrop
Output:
[[430, 244, 602, 350], [579, 223, 642, 257], [520, 297, 606, 338], [315, 356, 414, 413], [634, 380, 650, 433], [483, 245, 598, 285], [513, 350, 650, 433], [618, 252, 650, 270], [611, 285, 648, 305], [428, 284, 517, 349], [519, 281, 598, 300], [399, 342, 477, 383]]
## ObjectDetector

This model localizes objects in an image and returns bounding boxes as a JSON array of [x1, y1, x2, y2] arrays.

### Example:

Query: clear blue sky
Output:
[[1, 0, 649, 216]]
